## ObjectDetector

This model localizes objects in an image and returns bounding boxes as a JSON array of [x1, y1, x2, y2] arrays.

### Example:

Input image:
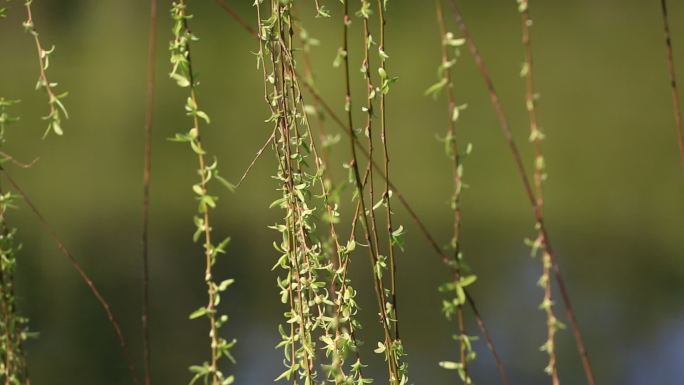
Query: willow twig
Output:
[[446, 1, 595, 384], [2, 169, 140, 385], [660, 0, 684, 170]]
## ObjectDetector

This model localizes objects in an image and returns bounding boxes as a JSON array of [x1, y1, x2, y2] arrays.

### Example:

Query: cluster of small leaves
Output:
[[437, 333, 478, 384], [438, 276, 477, 384], [0, 99, 32, 385], [256, 2, 374, 384], [525, 234, 566, 377], [299, 15, 372, 385], [0, 0, 11, 19], [22, 0, 68, 137], [169, 3, 235, 385], [261, 3, 326, 384], [0, 99, 20, 146], [314, 0, 331, 18]]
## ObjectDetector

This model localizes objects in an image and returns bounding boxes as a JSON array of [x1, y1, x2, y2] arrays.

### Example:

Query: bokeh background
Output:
[[1, 0, 683, 384]]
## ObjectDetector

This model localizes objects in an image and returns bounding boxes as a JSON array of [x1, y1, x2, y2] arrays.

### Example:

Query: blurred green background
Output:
[[1, 0, 683, 384]]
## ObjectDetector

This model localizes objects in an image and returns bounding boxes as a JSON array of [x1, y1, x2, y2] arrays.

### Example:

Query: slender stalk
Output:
[[446, 2, 596, 385], [660, 0, 684, 170], [214, 0, 256, 37], [1, 169, 139, 385], [518, 2, 557, 383], [516, 1, 561, 384], [375, 0, 401, 344], [341, 1, 399, 383], [358, 6, 378, 220], [169, 3, 236, 384], [141, 1, 157, 384], [432, 0, 472, 382], [359, 0, 385, 340], [188, 47, 221, 385]]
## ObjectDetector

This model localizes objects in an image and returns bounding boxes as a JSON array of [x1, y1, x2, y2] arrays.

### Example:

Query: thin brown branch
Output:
[[214, 0, 257, 38], [0, 151, 39, 169], [233, 129, 274, 188], [141, 0, 158, 384], [1, 169, 140, 385], [660, 0, 684, 170], [446, 1, 596, 385]]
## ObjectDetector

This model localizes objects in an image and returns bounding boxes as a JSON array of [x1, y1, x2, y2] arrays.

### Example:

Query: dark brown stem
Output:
[[214, 0, 257, 37], [1, 169, 140, 385], [141, 0, 157, 384], [446, 1, 595, 385], [660, 0, 684, 170]]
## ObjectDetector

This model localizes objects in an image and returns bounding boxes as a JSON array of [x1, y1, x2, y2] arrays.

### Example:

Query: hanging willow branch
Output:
[[22, 0, 68, 138], [659, 0, 684, 171], [516, 1, 562, 383], [169, 2, 236, 384]]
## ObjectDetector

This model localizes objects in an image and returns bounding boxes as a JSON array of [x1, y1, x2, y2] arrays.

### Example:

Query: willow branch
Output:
[[660, 0, 684, 171], [446, 1, 595, 384], [2, 169, 140, 385]]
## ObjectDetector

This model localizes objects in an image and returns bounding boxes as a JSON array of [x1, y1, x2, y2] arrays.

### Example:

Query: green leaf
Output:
[[378, 67, 388, 79], [459, 275, 477, 287], [196, 110, 211, 124], [189, 307, 208, 320], [171, 73, 190, 87], [215, 174, 236, 192], [218, 279, 235, 292], [52, 120, 63, 136], [439, 361, 463, 370], [424, 78, 448, 99], [190, 139, 205, 155]]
